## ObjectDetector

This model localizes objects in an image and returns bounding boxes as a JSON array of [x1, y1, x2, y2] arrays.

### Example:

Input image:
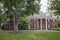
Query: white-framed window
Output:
[[48, 19, 50, 22], [48, 24, 50, 29], [34, 19, 37, 29], [53, 19, 56, 22]]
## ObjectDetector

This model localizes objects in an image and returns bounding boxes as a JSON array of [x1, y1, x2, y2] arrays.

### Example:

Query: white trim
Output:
[[46, 18, 48, 30], [28, 19, 30, 29], [41, 19, 42, 30]]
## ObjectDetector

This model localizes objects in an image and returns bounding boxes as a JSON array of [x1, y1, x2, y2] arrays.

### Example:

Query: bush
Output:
[[18, 17, 30, 30], [51, 28, 60, 31], [57, 18, 60, 28]]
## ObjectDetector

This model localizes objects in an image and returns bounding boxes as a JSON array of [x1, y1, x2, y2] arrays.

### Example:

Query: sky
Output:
[[40, 0, 49, 13]]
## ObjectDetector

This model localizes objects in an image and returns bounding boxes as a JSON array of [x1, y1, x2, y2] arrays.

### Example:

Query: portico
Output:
[[27, 14, 57, 30], [28, 18, 48, 30]]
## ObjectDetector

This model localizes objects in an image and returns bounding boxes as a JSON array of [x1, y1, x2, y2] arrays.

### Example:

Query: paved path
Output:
[[21, 30, 60, 32], [1, 30, 60, 32]]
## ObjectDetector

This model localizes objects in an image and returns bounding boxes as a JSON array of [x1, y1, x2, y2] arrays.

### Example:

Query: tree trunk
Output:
[[13, 13, 19, 32], [13, 19, 19, 32]]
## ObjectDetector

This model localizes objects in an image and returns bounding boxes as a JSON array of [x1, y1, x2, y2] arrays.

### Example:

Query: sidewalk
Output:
[[1, 30, 60, 32]]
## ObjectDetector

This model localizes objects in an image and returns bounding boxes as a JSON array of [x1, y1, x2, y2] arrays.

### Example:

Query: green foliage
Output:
[[57, 19, 60, 27], [1, 0, 40, 16], [50, 0, 60, 15], [51, 19, 60, 29], [0, 0, 40, 31], [0, 13, 7, 23], [18, 17, 30, 29], [19, 17, 30, 27], [0, 0, 40, 24], [51, 28, 60, 31], [0, 3, 8, 26], [52, 25, 57, 28], [0, 0, 40, 20], [0, 0, 2, 2]]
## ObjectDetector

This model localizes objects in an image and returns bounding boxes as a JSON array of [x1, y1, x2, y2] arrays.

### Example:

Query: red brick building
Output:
[[27, 14, 58, 30], [1, 14, 58, 30]]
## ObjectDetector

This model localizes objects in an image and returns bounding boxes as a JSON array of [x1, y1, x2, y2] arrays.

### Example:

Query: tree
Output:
[[50, 0, 60, 28], [0, 0, 40, 32], [0, 3, 7, 30], [0, 3, 2, 27], [19, 17, 30, 30], [50, 0, 60, 15]]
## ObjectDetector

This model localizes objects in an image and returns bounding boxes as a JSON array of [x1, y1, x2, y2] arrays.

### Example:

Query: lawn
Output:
[[0, 30, 60, 40]]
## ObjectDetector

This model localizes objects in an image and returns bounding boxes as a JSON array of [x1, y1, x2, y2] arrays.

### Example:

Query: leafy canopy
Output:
[[0, 0, 40, 17], [50, 0, 60, 15]]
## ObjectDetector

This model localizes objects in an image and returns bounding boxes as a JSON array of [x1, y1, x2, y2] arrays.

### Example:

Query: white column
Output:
[[40, 19, 42, 30], [46, 18, 48, 30], [28, 19, 30, 29], [37, 19, 39, 29]]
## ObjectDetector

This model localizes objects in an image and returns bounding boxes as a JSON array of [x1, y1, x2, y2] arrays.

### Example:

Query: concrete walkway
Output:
[[20, 30, 60, 32], [1, 30, 60, 32]]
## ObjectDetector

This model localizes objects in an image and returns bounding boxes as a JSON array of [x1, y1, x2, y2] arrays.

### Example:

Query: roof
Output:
[[27, 14, 57, 19]]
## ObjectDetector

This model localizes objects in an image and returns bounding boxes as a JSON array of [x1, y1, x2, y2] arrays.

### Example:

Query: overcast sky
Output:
[[40, 0, 49, 13]]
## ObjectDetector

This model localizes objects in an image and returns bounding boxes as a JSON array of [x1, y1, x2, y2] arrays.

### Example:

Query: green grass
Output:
[[0, 30, 60, 40]]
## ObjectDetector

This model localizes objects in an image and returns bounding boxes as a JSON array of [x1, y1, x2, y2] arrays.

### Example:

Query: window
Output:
[[34, 19, 37, 29], [53, 19, 56, 22], [48, 24, 50, 29], [48, 19, 50, 22]]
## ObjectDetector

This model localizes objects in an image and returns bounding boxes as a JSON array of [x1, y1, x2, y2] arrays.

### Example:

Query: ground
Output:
[[0, 30, 60, 40]]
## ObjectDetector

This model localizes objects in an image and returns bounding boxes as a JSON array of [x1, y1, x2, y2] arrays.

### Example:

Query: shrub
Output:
[[18, 17, 30, 30], [51, 28, 60, 31]]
